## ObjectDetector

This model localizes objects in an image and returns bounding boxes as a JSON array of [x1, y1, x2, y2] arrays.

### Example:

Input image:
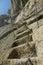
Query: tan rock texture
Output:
[[0, 0, 43, 65]]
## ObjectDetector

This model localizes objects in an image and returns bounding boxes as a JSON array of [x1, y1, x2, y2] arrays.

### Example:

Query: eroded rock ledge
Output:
[[0, 0, 43, 65]]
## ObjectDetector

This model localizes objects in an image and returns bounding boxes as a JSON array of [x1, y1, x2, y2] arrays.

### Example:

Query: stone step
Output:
[[2, 57, 43, 65], [1, 58, 35, 65], [4, 43, 36, 59], [11, 35, 32, 47], [15, 25, 28, 34], [16, 29, 32, 39]]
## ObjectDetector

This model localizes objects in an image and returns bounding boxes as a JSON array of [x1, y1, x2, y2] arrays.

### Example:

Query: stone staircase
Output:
[[0, 0, 43, 65], [1, 24, 43, 65], [1, 27, 37, 65]]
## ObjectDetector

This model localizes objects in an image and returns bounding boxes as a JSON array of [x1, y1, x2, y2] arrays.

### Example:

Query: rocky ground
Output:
[[0, 0, 43, 65]]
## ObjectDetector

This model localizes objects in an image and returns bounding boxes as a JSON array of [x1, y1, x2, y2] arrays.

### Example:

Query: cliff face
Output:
[[0, 0, 43, 65], [14, 0, 43, 24], [11, 0, 28, 15]]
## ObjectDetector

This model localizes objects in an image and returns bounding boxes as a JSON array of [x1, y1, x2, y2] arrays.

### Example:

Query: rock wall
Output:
[[0, 0, 43, 65]]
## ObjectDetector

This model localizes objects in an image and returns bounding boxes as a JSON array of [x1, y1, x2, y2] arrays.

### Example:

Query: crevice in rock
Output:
[[16, 29, 32, 39], [24, 9, 43, 21], [29, 15, 43, 25], [8, 49, 20, 59], [12, 41, 18, 47]]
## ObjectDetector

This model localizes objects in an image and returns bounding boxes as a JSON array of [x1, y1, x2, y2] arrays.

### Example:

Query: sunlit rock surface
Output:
[[0, 0, 43, 65]]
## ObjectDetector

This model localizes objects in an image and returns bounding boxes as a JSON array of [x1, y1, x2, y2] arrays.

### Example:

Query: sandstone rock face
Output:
[[0, 0, 43, 65]]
